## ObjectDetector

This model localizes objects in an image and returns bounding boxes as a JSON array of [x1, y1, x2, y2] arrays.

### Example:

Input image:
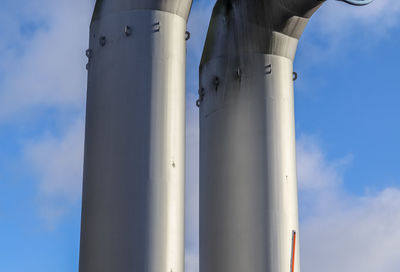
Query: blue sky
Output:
[[0, 0, 399, 271]]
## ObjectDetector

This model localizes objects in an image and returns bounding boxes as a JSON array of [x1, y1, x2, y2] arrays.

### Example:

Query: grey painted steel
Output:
[[199, 1, 324, 272], [80, 1, 192, 271], [200, 54, 300, 272]]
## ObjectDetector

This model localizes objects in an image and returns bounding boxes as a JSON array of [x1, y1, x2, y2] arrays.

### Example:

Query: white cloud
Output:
[[299, 0, 400, 64], [316, 0, 400, 34], [0, 0, 92, 121], [296, 135, 354, 218], [0, 0, 92, 224], [297, 136, 400, 272], [297, 135, 352, 190], [301, 187, 400, 272], [25, 120, 85, 223]]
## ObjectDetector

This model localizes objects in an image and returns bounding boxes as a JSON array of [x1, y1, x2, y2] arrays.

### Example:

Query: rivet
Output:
[[199, 88, 205, 96], [85, 49, 92, 58], [196, 88, 205, 107], [214, 77, 220, 91], [265, 64, 272, 75], [124, 25, 132, 36], [99, 36, 106, 47], [152, 22, 160, 32]]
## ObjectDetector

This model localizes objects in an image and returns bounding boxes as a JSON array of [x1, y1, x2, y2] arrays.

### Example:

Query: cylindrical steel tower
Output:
[[79, 1, 192, 271], [198, 1, 324, 272]]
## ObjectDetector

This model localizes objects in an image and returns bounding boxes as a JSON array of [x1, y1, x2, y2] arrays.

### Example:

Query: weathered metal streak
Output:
[[201, 0, 323, 65], [199, 1, 324, 272], [200, 53, 301, 272], [80, 1, 192, 271]]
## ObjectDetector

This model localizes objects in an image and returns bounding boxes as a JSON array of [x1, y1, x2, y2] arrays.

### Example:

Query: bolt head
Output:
[[99, 36, 106, 47], [124, 26, 132, 36]]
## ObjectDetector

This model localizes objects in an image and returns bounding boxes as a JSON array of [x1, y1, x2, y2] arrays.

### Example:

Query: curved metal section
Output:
[[341, 0, 374, 6], [92, 0, 193, 23], [199, 1, 374, 272], [80, 9, 188, 272], [200, 0, 324, 66], [199, 2, 326, 272]]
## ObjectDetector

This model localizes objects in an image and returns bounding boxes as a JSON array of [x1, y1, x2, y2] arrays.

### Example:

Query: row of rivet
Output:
[[266, 64, 298, 81], [86, 24, 191, 70], [196, 76, 219, 107], [196, 67, 298, 107], [196, 88, 205, 107], [97, 23, 158, 49]]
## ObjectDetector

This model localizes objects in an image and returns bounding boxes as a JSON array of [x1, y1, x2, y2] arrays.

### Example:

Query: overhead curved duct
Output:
[[198, 1, 371, 272]]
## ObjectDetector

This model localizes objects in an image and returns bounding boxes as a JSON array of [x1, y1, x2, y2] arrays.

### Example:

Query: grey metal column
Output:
[[198, 1, 324, 272], [79, 1, 192, 272], [199, 1, 374, 272]]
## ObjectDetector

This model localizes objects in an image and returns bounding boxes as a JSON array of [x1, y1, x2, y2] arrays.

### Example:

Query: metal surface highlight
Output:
[[79, 1, 192, 271], [199, 1, 323, 272], [199, 1, 372, 272]]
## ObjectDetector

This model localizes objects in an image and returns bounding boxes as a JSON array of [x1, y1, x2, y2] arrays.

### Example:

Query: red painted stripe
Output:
[[291, 231, 296, 272]]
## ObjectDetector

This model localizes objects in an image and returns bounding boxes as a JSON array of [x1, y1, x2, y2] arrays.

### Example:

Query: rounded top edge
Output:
[[200, 0, 325, 66], [91, 0, 193, 23], [341, 0, 373, 6]]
